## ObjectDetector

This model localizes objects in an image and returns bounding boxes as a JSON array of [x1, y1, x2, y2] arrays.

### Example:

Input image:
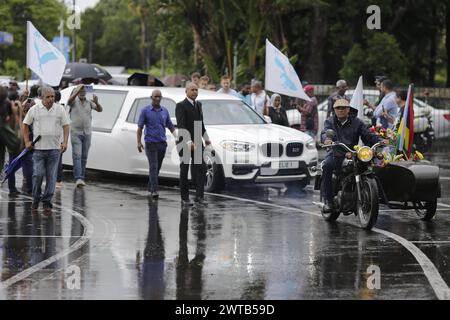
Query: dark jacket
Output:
[[175, 98, 209, 145], [321, 115, 380, 157], [268, 107, 289, 127]]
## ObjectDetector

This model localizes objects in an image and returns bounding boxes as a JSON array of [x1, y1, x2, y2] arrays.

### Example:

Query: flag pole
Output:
[[25, 68, 29, 92]]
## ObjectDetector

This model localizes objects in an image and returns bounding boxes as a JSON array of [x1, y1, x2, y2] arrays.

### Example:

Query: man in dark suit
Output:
[[176, 83, 211, 206]]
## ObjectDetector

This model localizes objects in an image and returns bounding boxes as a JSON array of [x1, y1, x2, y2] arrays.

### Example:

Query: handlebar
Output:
[[319, 142, 355, 153], [319, 141, 386, 152]]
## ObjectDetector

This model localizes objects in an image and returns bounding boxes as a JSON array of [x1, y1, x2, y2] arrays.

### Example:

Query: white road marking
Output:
[[0, 235, 85, 239], [374, 228, 450, 300], [438, 203, 450, 208], [0, 191, 94, 289], [28, 210, 118, 287], [202, 190, 450, 300], [440, 177, 450, 181], [411, 241, 450, 244]]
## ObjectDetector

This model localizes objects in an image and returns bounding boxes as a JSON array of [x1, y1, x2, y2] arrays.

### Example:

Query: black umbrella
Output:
[[61, 63, 112, 84], [127, 72, 164, 87]]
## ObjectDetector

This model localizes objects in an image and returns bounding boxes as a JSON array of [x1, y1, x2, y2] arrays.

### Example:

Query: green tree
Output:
[[0, 0, 66, 79], [77, 1, 449, 87], [339, 33, 407, 85]]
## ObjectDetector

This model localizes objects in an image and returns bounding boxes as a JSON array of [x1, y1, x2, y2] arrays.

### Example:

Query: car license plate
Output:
[[272, 161, 299, 169]]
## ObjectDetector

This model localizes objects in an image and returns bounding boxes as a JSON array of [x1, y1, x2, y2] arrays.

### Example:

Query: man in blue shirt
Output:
[[137, 90, 176, 199], [370, 79, 398, 129], [236, 83, 252, 106]]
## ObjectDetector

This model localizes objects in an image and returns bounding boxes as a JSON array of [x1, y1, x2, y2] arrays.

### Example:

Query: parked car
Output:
[[287, 89, 450, 140], [60, 86, 319, 192]]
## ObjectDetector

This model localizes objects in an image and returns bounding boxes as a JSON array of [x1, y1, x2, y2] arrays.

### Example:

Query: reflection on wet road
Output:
[[0, 141, 449, 300]]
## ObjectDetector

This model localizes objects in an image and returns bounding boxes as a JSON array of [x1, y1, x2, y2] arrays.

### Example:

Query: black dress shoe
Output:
[[8, 190, 21, 197], [151, 192, 159, 199]]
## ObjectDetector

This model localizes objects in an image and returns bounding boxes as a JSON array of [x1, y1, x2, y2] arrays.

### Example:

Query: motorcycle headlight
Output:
[[357, 146, 374, 162], [306, 139, 316, 150], [220, 141, 255, 152]]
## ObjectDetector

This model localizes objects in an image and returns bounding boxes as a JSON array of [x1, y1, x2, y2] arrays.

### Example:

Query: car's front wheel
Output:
[[204, 151, 225, 193]]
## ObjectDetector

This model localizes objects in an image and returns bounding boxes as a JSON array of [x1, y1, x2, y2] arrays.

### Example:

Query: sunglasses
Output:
[[334, 106, 349, 110]]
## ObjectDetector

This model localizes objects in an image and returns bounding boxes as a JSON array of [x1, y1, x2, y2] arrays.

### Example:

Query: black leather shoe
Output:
[[323, 199, 334, 213], [8, 190, 21, 197], [151, 192, 159, 199]]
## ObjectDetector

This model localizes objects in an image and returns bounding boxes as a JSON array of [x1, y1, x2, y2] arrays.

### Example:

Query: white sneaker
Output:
[[76, 179, 86, 187]]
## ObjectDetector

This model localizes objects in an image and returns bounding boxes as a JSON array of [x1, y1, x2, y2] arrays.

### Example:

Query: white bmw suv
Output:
[[60, 86, 318, 192]]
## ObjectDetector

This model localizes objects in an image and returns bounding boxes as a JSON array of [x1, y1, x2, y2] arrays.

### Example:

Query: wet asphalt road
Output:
[[0, 141, 449, 300]]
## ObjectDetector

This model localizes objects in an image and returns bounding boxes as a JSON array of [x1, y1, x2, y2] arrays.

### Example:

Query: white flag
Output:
[[27, 21, 66, 86], [265, 39, 311, 101], [350, 75, 365, 120]]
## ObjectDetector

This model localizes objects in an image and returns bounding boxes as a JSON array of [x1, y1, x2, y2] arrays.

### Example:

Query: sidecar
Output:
[[373, 161, 441, 220]]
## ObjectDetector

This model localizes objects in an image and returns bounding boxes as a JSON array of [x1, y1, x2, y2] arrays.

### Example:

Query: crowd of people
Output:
[[0, 80, 102, 213], [0, 72, 410, 212], [189, 72, 320, 139]]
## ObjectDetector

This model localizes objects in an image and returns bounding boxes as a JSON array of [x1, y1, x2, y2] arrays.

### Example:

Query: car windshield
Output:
[[85, 89, 128, 132], [200, 100, 266, 125]]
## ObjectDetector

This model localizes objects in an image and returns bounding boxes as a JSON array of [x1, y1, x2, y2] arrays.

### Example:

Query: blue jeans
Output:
[[57, 153, 63, 182], [22, 151, 33, 194], [32, 150, 60, 205], [71, 133, 91, 180], [144, 141, 167, 192], [321, 155, 344, 201]]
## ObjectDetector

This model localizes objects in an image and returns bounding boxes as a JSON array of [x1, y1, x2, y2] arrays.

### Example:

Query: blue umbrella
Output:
[[1, 135, 41, 186]]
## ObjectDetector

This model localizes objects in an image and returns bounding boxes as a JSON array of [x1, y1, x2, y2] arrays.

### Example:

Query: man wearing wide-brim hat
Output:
[[320, 99, 383, 213]]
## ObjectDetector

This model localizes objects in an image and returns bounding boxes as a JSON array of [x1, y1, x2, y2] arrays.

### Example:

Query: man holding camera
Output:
[[67, 84, 103, 187]]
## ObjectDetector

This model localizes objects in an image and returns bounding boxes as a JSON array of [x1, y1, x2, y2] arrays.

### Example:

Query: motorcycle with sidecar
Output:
[[314, 129, 441, 229]]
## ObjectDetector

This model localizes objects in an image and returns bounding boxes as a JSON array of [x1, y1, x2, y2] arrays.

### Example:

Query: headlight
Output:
[[306, 139, 316, 150], [357, 146, 374, 162], [220, 141, 256, 152]]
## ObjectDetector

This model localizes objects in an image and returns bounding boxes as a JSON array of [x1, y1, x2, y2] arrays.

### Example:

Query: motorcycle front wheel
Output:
[[320, 191, 340, 222], [357, 177, 379, 230]]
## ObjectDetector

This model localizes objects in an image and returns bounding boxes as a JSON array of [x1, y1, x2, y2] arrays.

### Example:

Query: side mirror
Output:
[[264, 115, 272, 123], [325, 129, 336, 139]]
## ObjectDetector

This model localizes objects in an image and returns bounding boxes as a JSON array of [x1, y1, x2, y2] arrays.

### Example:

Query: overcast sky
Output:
[[65, 0, 100, 12]]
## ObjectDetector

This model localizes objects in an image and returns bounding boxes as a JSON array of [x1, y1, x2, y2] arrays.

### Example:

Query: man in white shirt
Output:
[[217, 75, 238, 97], [250, 80, 270, 116], [23, 86, 70, 213]]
